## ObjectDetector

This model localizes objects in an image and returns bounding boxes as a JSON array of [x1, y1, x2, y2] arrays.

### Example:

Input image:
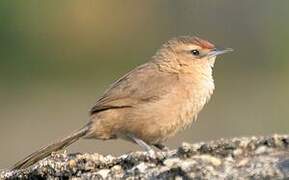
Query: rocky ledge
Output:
[[1, 134, 289, 179]]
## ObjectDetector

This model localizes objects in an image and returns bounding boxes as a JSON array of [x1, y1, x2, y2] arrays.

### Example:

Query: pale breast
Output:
[[164, 73, 215, 139], [180, 79, 214, 127]]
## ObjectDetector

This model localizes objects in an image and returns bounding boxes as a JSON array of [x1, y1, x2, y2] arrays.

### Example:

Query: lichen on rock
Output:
[[1, 134, 289, 179]]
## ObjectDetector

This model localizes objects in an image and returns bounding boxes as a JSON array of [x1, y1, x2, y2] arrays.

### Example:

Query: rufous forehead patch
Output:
[[166, 36, 216, 50], [192, 36, 215, 49]]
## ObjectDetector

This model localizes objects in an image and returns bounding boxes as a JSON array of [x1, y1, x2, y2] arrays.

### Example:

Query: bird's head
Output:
[[153, 36, 233, 73]]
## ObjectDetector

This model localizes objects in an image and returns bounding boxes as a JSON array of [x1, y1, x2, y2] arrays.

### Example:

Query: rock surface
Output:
[[1, 134, 289, 179]]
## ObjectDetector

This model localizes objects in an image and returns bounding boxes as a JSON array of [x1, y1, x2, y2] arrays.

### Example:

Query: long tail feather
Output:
[[11, 126, 89, 170]]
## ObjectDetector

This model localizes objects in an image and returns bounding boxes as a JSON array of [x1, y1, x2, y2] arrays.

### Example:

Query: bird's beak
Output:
[[207, 48, 233, 58]]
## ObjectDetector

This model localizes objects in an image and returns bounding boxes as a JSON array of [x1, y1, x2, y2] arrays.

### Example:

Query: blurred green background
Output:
[[1, 1, 289, 168]]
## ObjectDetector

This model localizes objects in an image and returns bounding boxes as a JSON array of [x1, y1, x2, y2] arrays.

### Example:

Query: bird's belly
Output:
[[158, 87, 213, 142], [179, 92, 208, 127]]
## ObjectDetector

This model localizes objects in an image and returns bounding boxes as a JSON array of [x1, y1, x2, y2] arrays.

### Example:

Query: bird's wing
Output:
[[90, 62, 177, 114]]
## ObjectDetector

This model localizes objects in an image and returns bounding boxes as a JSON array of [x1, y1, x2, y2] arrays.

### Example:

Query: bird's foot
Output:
[[154, 143, 170, 152]]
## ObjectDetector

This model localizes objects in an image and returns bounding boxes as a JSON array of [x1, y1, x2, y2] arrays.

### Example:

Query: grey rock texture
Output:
[[1, 134, 289, 179]]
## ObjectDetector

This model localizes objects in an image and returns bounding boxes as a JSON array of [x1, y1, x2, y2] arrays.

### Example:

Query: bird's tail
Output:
[[11, 125, 89, 170]]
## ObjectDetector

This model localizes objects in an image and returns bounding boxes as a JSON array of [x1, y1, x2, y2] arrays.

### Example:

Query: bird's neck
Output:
[[154, 54, 215, 96], [151, 49, 181, 73]]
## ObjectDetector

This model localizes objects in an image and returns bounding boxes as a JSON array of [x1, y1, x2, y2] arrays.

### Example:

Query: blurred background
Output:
[[1, 1, 289, 168]]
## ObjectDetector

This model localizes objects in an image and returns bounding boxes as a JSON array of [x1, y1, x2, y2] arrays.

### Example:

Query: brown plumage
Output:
[[12, 36, 232, 170]]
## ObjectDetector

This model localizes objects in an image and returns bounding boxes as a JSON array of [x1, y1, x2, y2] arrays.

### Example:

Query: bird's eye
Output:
[[191, 49, 200, 56]]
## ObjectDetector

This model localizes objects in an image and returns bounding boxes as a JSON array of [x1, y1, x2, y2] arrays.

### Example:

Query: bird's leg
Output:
[[126, 134, 156, 158], [154, 143, 169, 151]]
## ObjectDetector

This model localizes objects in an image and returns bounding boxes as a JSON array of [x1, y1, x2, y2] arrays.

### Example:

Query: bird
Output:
[[12, 36, 232, 170]]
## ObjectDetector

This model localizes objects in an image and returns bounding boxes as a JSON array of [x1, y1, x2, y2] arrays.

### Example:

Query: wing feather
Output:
[[90, 62, 176, 114]]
